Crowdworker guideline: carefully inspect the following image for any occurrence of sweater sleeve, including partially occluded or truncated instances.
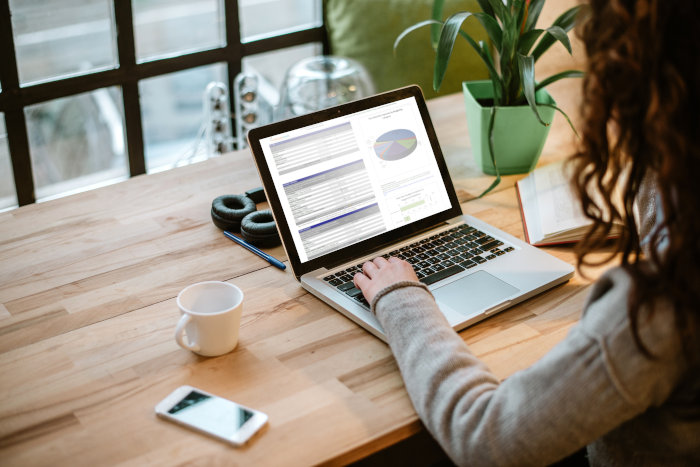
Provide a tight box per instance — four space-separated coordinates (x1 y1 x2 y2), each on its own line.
373 270 686 466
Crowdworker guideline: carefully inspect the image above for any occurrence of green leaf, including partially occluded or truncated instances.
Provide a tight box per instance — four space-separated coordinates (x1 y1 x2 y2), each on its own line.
514 0 527 32
478 40 503 104
551 5 582 31
532 6 581 61
434 12 473 90
500 17 519 103
394 19 442 55
479 106 501 198
518 28 544 55
457 31 504 102
517 53 547 126
524 0 546 31
487 0 509 23
544 25 572 54
474 12 502 50
534 69 584 92
540 103 580 138
476 0 494 17
431 0 446 50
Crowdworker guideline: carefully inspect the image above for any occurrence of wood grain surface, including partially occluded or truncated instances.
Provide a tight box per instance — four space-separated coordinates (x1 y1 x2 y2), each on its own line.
0 57 605 465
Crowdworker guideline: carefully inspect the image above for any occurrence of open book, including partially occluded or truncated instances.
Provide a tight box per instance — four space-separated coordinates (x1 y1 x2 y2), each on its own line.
516 161 623 246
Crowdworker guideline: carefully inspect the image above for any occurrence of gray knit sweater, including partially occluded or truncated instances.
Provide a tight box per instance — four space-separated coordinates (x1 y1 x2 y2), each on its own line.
372 182 699 466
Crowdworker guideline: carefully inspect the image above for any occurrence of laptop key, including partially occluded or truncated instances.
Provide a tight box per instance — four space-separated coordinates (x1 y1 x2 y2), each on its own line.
476 235 495 245
479 239 502 251
329 278 343 286
420 265 465 285
337 282 356 292
344 287 363 298
354 295 369 308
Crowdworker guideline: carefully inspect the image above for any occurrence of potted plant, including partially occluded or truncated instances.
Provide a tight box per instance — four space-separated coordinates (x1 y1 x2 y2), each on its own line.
395 0 582 194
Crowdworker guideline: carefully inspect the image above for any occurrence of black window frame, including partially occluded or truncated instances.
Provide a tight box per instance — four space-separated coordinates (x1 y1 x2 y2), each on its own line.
0 0 329 206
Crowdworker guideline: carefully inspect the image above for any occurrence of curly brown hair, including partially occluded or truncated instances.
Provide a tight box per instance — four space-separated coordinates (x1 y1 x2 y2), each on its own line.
571 0 700 356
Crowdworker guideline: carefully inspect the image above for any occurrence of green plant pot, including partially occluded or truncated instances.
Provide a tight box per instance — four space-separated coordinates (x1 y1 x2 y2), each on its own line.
463 80 556 175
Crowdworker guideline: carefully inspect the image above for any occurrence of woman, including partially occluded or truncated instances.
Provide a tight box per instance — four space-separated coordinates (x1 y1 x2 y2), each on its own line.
353 0 700 465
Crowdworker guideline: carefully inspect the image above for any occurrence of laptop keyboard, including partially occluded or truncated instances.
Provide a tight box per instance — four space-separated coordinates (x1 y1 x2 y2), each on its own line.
321 224 515 309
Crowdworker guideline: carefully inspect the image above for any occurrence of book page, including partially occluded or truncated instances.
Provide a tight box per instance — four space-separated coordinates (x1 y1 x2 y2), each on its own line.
535 161 589 237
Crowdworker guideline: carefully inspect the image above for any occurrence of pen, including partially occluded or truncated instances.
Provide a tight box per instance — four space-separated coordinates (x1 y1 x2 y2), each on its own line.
223 231 286 270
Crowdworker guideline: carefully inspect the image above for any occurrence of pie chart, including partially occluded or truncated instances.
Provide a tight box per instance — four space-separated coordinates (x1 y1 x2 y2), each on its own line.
374 129 417 161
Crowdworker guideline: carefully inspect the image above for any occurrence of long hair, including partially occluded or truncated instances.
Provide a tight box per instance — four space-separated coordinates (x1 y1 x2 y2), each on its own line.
571 0 700 355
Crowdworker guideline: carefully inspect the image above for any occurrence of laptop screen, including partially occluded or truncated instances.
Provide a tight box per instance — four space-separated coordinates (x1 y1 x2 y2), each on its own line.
258 96 452 262
248 86 462 277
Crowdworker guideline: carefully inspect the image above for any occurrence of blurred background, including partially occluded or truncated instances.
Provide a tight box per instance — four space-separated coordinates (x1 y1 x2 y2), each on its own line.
0 0 582 211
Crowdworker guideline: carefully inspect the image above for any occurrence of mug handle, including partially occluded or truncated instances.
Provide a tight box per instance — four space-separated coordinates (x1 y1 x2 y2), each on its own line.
175 314 201 352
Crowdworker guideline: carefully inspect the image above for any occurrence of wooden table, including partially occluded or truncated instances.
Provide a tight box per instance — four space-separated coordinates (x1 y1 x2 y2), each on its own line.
0 91 609 466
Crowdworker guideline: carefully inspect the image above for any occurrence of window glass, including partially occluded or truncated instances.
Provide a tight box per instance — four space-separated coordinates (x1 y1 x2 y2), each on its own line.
0 114 18 210
243 42 322 93
140 63 226 173
235 43 321 147
239 0 322 42
133 0 225 62
25 88 129 201
10 0 117 85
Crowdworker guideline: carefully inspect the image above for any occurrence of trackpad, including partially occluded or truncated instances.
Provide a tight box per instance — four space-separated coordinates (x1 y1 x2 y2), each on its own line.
434 271 519 318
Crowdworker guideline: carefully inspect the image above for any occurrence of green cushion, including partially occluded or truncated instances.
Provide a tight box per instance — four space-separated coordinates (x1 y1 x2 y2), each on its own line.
325 0 489 99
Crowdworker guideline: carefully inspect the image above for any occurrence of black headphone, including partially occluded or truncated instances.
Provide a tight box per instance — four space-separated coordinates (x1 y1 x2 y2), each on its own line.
211 187 281 247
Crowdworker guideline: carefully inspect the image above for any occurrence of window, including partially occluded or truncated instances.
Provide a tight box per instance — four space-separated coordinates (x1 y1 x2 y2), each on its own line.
10 0 118 85
25 87 128 201
0 0 326 207
0 113 17 210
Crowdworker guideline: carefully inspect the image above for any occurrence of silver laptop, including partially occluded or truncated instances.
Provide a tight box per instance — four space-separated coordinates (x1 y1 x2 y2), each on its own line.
247 86 573 342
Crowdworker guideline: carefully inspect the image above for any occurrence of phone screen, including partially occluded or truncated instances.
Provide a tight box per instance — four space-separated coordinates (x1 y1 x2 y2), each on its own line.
167 389 255 439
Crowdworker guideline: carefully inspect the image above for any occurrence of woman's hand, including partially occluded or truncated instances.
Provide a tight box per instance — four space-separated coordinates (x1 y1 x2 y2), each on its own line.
353 256 419 304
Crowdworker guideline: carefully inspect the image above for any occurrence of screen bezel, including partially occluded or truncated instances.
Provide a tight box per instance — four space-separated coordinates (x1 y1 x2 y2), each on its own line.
247 85 462 279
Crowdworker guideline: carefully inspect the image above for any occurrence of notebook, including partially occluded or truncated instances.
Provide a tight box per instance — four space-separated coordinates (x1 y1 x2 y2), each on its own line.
247 86 574 341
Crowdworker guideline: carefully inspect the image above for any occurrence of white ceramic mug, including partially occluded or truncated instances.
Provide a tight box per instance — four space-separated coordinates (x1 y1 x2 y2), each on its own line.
175 281 244 357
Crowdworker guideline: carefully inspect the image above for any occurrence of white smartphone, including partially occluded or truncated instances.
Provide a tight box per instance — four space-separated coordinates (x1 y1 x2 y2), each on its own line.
155 385 268 446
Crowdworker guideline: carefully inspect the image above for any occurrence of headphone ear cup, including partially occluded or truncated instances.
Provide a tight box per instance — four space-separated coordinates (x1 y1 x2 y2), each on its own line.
211 194 257 232
240 210 281 247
